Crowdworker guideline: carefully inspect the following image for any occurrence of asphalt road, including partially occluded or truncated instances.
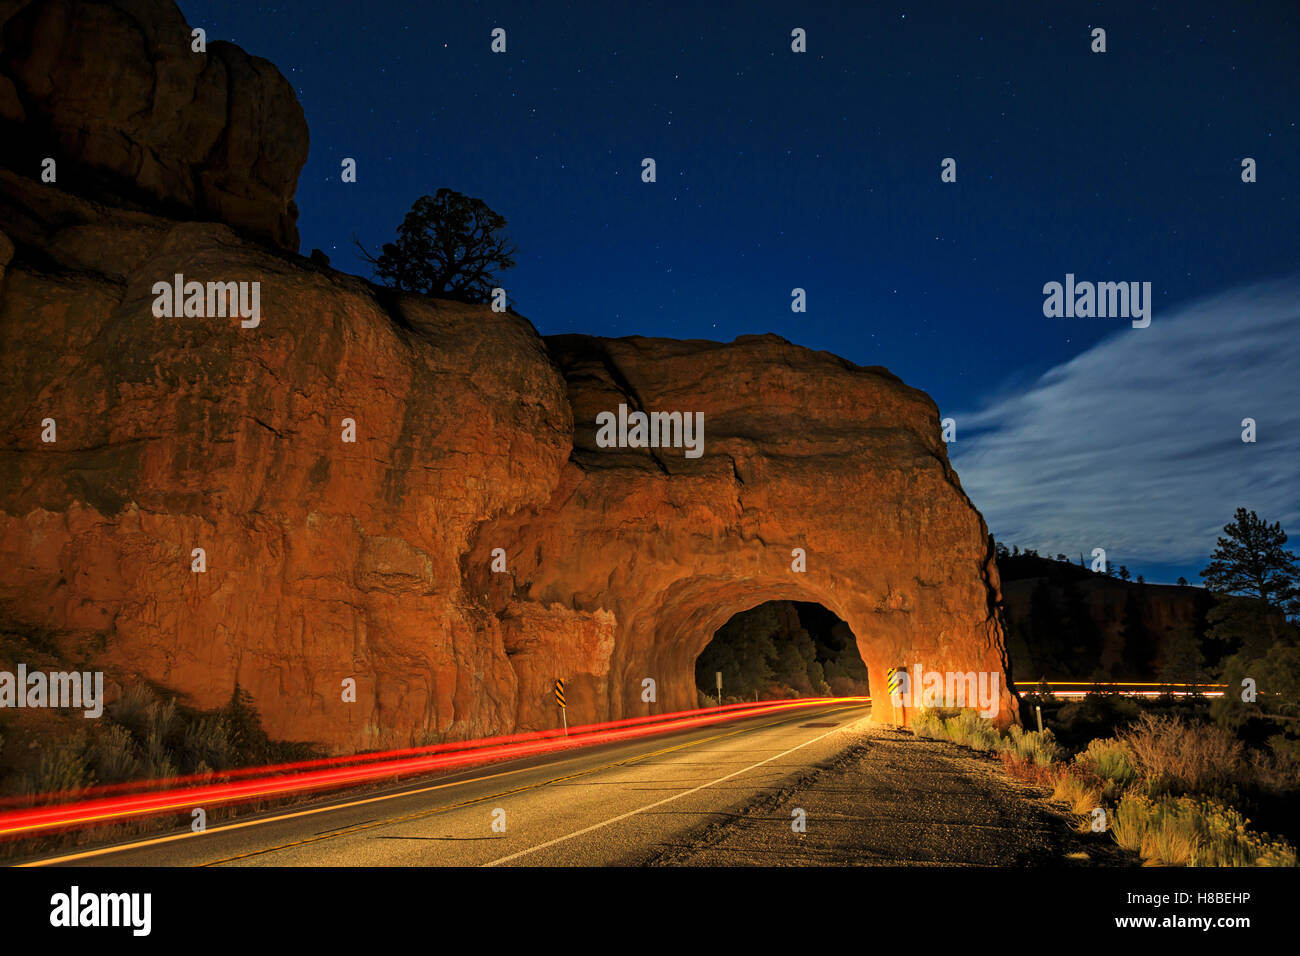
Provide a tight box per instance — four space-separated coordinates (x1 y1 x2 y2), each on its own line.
30 700 873 867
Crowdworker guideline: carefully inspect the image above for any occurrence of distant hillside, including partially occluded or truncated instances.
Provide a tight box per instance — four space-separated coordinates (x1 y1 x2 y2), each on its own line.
996 553 1218 683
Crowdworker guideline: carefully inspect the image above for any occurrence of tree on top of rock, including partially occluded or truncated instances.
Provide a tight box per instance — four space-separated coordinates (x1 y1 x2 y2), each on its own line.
358 188 517 303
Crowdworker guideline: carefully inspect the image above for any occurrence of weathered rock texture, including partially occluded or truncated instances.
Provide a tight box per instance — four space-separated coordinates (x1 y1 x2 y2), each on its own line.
466 334 1014 732
0 0 308 251
0 0 1013 752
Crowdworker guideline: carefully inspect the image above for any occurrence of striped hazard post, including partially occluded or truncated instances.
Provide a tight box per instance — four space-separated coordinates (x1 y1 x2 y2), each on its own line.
555 678 567 735
886 666 907 723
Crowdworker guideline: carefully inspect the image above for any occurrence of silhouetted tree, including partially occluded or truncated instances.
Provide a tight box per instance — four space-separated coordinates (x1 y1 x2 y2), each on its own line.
1200 508 1300 617
357 188 518 303
1201 510 1300 737
1118 565 1131 581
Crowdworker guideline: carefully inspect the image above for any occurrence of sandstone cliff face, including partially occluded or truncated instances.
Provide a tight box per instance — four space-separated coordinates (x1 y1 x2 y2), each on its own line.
0 0 308 251
0 1 1013 752
0 173 1014 745
0 168 573 749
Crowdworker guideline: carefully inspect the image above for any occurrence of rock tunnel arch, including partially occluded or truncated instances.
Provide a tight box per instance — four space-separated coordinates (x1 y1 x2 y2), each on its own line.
690 598 869 704
465 334 1019 741
624 579 863 713
609 573 1014 728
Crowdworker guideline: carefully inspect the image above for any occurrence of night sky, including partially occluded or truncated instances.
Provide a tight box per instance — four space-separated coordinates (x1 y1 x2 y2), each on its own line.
182 1 1299 584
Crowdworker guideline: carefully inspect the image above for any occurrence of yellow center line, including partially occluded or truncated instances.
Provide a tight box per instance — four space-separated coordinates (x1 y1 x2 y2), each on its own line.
20 703 864 867
197 704 861 867
483 705 864 866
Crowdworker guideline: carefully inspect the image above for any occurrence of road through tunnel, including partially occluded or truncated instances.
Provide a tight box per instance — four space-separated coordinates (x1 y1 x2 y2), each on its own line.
694 601 869 706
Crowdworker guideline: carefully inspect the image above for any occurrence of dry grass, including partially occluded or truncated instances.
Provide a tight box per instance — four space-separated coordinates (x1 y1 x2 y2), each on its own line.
1110 793 1296 867
913 707 1297 866
1118 713 1245 797
1052 770 1104 825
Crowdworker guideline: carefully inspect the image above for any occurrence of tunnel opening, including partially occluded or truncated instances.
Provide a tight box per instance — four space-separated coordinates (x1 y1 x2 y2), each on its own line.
693 601 870 706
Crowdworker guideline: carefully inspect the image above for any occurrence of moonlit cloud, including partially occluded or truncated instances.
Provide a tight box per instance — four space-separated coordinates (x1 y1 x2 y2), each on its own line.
949 277 1300 565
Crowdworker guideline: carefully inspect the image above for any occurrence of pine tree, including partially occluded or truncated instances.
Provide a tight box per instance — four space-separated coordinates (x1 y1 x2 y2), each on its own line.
1200 508 1300 616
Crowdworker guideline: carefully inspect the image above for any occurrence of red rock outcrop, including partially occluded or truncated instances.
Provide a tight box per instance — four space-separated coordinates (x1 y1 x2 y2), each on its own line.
0 1 1014 753
468 333 1014 731
0 174 1015 747
0 0 308 251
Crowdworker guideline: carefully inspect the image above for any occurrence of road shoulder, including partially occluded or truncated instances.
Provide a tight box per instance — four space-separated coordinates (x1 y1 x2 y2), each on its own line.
643 724 1140 866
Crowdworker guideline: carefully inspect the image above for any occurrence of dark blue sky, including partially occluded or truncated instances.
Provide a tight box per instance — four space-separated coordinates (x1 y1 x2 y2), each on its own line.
183 1 1299 583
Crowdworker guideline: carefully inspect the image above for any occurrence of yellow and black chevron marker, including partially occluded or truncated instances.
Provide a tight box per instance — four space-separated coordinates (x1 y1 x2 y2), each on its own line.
555 678 568 735
886 668 903 695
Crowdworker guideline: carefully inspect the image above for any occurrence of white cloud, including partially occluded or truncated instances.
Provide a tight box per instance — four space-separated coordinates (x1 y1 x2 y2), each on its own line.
950 277 1300 564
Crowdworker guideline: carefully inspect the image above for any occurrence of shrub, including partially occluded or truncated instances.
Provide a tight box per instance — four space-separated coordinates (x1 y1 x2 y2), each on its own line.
1001 724 1063 766
1119 713 1245 798
23 732 92 802
108 683 157 735
999 751 1061 786
1076 737 1138 788
1250 738 1300 795
943 710 1002 752
1111 793 1296 866
88 725 139 783
182 715 237 772
910 708 948 740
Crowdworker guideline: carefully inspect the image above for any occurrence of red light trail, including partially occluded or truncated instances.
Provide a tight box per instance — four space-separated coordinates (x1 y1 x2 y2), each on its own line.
0 696 868 841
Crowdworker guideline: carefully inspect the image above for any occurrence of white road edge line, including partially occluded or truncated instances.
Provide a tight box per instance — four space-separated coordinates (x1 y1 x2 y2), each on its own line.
482 719 854 866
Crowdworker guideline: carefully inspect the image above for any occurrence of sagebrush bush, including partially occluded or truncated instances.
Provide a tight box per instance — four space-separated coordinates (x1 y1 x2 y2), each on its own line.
909 705 1296 867
1077 737 1138 788
183 715 237 771
913 709 1061 765
910 708 947 740
943 710 1002 752
1001 724 1063 766
4 683 318 802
